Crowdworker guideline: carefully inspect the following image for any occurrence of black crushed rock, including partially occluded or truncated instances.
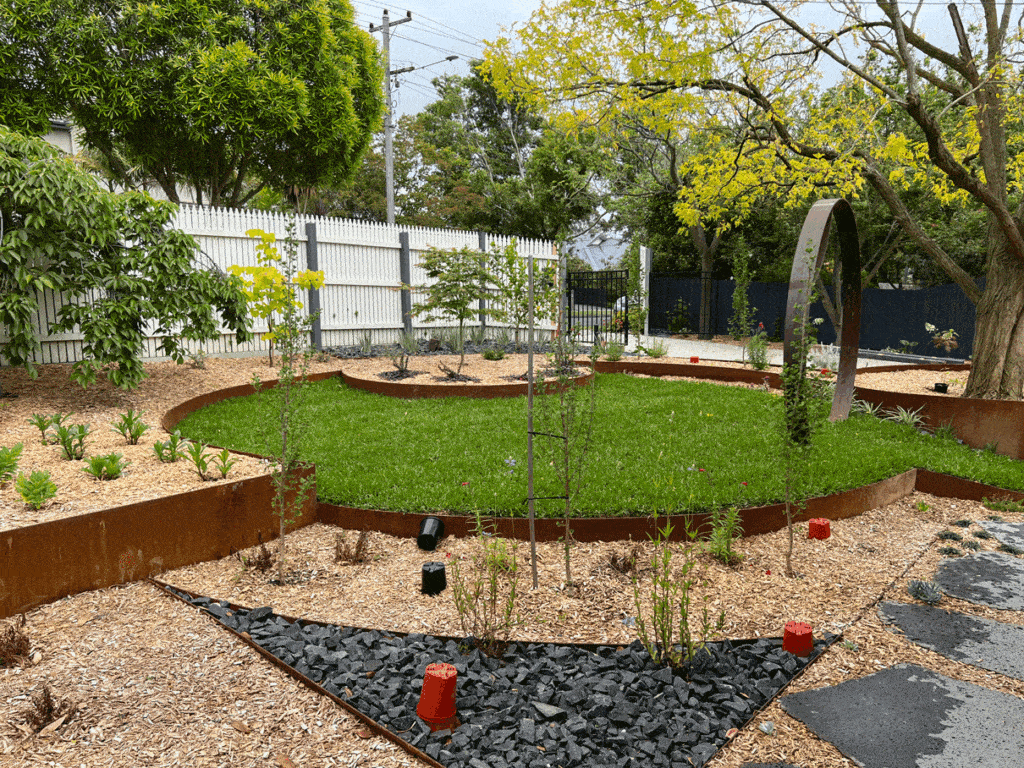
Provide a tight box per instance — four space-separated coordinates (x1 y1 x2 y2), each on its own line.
167 588 831 768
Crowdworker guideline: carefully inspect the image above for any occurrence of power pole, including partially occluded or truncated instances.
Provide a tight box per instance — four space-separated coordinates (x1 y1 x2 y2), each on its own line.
370 10 412 225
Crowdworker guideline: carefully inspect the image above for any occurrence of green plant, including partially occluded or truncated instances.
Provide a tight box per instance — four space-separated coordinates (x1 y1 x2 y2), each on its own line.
633 517 724 668
609 541 643 576
952 518 972 527
82 452 128 480
399 328 420 356
185 441 212 480
334 531 371 565
603 340 625 361
938 546 963 557
387 344 412 375
841 639 859 651
358 330 374 357
936 530 962 541
705 506 744 566
0 443 23 484
112 409 150 445
932 422 957 440
16 470 57 509
211 448 237 479
236 535 274 573
469 324 487 346
885 406 925 429
493 327 512 348
27 414 53 444
409 246 494 374
447 517 520 656
667 297 690 334
482 347 506 361
925 323 959 353
998 543 1024 555
915 501 931 513
907 579 943 604
152 431 187 462
852 398 883 417
963 539 981 551
746 323 769 370
728 242 756 340
982 497 1023 514
22 684 77 734
973 529 995 540
0 615 30 668
188 347 207 369
55 424 90 460
488 240 559 349
637 339 669 358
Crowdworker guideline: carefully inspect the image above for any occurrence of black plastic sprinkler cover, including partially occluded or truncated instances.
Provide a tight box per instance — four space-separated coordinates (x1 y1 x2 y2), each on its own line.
934 382 948 393
418 516 445 551
421 562 447 595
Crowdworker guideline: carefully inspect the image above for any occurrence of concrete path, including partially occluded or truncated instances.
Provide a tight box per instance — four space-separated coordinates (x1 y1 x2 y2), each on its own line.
626 334 900 369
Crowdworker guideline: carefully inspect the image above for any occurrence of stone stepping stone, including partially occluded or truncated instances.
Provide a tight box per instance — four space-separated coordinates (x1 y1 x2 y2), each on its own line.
879 601 1024 680
935 550 1024 610
781 664 1024 767
980 519 1024 550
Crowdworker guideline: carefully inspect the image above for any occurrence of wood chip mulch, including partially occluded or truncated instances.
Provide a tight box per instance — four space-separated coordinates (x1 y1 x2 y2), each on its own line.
0 353 1016 768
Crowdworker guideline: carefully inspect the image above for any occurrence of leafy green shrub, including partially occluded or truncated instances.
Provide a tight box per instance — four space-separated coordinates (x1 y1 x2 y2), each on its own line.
907 579 942 604
210 448 236 479
27 414 52 444
111 409 150 445
82 453 128 480
637 339 669 358
963 539 981 551
55 424 90 460
998 543 1024 555
0 443 23 484
152 431 187 462
185 441 212 480
936 530 962 541
16 470 57 509
603 340 625 361
982 497 1023 514
449 534 520 657
482 347 506 361
705 506 744 565
951 518 972 527
973 529 995 540
885 406 925 429
938 546 963 557
746 324 769 370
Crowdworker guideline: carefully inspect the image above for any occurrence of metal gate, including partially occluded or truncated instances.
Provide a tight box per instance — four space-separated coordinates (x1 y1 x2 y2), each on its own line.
565 269 628 344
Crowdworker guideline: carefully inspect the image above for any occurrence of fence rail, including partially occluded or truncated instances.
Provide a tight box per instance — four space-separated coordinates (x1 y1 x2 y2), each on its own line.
1 206 558 366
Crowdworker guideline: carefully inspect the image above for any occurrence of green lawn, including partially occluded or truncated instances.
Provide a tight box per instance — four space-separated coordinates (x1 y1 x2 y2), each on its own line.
176 373 1024 517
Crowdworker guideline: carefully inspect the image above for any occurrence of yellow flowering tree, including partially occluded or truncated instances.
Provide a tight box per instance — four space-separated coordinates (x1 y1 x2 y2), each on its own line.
484 0 1024 400
230 229 325 366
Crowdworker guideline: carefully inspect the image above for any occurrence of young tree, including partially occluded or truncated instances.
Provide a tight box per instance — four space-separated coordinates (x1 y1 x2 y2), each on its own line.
489 240 560 348
485 0 1024 399
2 0 383 207
0 128 251 392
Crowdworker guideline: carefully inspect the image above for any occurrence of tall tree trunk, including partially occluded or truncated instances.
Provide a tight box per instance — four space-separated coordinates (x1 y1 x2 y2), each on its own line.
966 221 1024 399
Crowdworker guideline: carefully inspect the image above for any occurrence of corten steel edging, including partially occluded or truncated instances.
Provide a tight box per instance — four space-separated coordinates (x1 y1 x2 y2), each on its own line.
151 579 838 767
339 369 594 399
150 579 446 768
161 370 342 432
0 467 316 621
592 360 783 388
913 468 1024 503
316 470 918 544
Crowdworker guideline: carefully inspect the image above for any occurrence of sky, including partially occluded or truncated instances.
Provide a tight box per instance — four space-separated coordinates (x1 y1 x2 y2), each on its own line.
350 0 544 115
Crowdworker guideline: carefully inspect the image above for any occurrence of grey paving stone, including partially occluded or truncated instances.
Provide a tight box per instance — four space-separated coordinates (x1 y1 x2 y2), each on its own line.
980 520 1024 550
935 550 1024 610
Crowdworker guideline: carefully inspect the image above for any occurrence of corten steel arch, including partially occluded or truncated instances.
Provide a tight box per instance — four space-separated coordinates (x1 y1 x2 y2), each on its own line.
783 198 862 422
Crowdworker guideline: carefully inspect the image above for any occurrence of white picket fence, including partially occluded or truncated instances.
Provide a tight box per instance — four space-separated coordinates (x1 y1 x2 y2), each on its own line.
3 205 559 365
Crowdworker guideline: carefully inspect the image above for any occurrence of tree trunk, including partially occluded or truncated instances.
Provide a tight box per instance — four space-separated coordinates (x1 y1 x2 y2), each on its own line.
965 222 1024 399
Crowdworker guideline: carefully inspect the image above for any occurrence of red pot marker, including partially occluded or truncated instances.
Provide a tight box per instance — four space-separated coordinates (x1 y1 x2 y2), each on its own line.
783 621 814 657
690 356 700 364
808 518 831 540
417 663 458 731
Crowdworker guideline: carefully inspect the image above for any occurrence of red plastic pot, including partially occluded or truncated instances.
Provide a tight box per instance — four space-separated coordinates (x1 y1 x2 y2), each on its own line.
417 662 458 730
783 621 814 657
808 518 831 540
690 356 700 364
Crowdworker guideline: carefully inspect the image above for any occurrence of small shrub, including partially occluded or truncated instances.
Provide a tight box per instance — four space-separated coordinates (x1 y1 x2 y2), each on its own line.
609 542 643 576
23 684 77 733
982 497 1023 514
388 346 411 375
483 535 517 574
951 519 972 528
705 506 744 566
27 414 52 444
986 514 1006 522
0 443 23 484
885 406 925 429
907 579 943 604
16 470 57 509
185 441 212 480
188 347 207 369
482 347 506 361
998 543 1024 555
334 531 371 565
933 422 957 440
973 529 995 540
210 448 237 479
963 539 981 551
82 453 128 480
448 532 520 657
111 409 150 445
936 530 962 542
637 339 669 358
236 535 274 572
0 615 30 667
358 330 373 357
55 423 90 460
852 398 883 417
915 501 931 513
153 431 187 463
603 340 625 362
469 325 487 346
746 325 769 370
938 546 963 557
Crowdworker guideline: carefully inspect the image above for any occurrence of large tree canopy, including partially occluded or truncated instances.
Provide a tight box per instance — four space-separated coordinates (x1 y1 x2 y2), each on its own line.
0 128 251 391
485 0 1024 399
1 0 384 207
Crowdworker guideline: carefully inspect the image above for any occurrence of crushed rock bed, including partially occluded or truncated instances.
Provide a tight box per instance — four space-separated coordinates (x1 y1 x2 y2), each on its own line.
162 588 833 768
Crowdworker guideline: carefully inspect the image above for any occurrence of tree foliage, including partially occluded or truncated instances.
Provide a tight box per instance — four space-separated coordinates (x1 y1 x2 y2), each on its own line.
0 128 251 390
1 0 384 207
485 0 1024 399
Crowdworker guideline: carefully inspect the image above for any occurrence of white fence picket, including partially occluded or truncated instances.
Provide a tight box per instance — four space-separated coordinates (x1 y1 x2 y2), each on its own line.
1 206 558 366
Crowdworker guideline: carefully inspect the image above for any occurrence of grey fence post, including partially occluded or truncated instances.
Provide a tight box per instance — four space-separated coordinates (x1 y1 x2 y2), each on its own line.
477 230 488 330
304 222 322 351
399 231 413 334
641 245 653 337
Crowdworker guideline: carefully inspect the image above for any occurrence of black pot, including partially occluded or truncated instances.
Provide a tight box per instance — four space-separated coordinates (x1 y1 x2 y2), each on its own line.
421 561 447 595
934 382 948 393
418 516 445 551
